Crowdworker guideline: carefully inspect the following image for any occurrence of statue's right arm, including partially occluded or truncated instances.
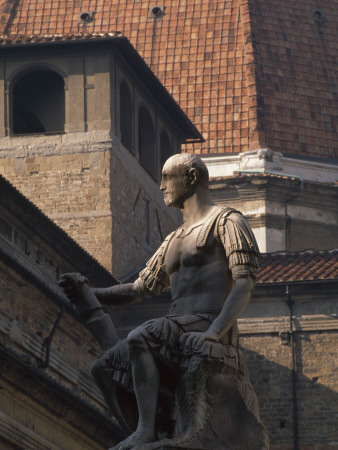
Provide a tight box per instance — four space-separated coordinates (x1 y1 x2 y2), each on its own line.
92 278 145 305
59 273 148 309
59 239 169 307
92 237 171 305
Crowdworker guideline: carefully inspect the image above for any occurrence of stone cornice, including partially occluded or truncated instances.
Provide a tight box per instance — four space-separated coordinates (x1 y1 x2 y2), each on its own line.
203 150 338 183
210 174 337 211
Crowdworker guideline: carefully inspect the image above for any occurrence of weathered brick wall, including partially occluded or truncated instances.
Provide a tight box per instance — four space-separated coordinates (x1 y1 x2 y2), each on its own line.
296 331 338 449
241 332 338 450
242 335 295 448
0 258 100 382
0 138 180 278
0 259 118 449
0 177 125 448
107 150 180 277
1 148 114 269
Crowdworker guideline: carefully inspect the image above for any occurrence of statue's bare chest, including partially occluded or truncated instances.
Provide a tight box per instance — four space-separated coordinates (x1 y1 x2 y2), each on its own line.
164 225 218 275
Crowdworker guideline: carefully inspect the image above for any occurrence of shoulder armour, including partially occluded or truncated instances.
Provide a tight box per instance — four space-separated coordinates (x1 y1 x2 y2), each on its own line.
196 207 235 248
216 209 259 271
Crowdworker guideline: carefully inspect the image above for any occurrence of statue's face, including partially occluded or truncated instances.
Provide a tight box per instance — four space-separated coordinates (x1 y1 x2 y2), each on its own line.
160 159 191 208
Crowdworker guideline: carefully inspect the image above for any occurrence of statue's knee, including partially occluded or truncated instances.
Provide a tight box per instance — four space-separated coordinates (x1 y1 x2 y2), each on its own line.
127 328 147 352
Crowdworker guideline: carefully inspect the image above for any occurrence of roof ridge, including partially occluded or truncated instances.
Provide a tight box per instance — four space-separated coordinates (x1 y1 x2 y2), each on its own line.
0 31 122 42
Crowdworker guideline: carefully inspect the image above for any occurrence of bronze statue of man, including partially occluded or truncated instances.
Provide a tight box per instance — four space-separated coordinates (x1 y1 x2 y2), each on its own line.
59 154 267 450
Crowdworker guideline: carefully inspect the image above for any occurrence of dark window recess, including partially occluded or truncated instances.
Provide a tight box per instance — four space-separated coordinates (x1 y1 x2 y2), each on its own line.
13 70 65 135
0 217 12 241
78 11 94 24
160 130 172 170
120 82 133 151
138 106 157 180
149 6 164 18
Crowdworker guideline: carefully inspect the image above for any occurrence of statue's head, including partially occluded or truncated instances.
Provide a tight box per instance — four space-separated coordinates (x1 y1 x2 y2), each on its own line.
160 154 209 208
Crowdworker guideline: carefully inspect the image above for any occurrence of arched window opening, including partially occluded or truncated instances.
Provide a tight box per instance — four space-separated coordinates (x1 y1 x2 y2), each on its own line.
160 130 172 169
12 70 65 135
138 106 156 180
120 81 133 151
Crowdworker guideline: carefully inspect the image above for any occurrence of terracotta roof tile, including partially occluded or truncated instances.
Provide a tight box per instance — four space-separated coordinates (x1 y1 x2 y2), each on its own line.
257 249 338 283
0 0 337 159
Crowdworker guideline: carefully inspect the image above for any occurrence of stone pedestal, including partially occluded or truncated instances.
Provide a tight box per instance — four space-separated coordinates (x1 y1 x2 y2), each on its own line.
143 353 269 450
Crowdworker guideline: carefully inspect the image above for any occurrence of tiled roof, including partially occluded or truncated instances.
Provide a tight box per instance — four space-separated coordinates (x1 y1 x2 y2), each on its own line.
247 0 338 161
0 0 337 159
257 249 338 284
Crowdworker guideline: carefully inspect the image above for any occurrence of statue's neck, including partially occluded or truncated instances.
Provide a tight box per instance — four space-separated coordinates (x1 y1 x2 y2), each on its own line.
181 189 217 228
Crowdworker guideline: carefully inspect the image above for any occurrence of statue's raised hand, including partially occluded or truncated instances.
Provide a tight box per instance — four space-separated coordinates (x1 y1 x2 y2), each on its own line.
58 273 102 318
59 274 117 349
58 273 88 302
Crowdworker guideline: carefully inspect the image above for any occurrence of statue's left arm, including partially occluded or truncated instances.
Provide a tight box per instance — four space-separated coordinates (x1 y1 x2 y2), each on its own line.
208 211 259 337
180 211 259 349
206 270 255 341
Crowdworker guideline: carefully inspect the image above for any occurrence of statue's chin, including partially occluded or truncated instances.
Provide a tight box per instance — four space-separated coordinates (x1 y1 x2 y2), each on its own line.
164 198 175 207
164 194 185 208
165 200 180 209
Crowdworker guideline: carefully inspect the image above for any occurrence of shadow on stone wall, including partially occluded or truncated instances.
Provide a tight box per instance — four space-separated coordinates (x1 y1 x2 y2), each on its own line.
243 344 338 450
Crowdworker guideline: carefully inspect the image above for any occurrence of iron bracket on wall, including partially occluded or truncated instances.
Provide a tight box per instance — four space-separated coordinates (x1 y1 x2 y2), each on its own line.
40 304 65 368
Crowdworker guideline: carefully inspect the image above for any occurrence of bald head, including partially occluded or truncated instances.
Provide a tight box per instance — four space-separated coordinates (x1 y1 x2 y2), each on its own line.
163 154 209 189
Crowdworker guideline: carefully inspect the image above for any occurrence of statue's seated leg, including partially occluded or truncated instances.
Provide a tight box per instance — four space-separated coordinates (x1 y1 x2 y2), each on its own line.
108 327 169 450
91 341 138 436
92 316 267 449
91 322 176 449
